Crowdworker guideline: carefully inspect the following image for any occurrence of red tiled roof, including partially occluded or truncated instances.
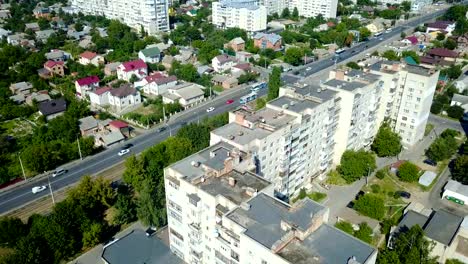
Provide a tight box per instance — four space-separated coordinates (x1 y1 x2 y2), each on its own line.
145 73 177 85
144 72 165 82
121 59 147 72
233 63 251 71
80 51 97 60
427 48 458 58
405 36 418 45
420 56 436 65
44 60 64 68
76 75 100 86
94 87 111 95
109 120 128 129
427 21 453 30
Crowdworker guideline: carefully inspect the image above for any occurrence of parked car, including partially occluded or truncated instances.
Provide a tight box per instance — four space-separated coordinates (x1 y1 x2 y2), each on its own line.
396 190 411 199
226 99 234 104
122 143 133 149
206 107 215 112
32 186 47 194
424 159 437 166
52 168 66 177
157 127 166 132
118 149 130 156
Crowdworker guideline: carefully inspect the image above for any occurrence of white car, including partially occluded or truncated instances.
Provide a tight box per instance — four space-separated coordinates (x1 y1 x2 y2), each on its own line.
118 149 130 156
52 168 66 177
306 67 312 71
32 186 47 194
206 107 215 113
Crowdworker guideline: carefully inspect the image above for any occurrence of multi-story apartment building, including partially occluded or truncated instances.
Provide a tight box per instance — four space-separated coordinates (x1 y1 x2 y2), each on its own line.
326 70 383 164
260 0 337 18
212 0 267 32
164 141 378 264
70 0 169 34
368 61 439 147
210 84 340 196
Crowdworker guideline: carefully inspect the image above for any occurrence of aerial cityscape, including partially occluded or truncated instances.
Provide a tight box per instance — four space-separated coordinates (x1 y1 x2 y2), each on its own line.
0 0 467 263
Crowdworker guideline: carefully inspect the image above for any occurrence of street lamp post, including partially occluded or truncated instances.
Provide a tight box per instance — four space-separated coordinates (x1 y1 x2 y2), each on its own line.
18 152 26 181
47 172 55 204
77 137 83 160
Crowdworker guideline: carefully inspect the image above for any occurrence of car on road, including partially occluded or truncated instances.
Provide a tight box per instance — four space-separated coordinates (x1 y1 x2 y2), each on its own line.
306 67 312 71
32 186 47 194
226 99 234 104
424 159 437 166
118 149 130 156
52 168 66 177
206 107 215 112
385 28 392 33
157 127 166 132
122 143 133 149
379 37 383 40
395 191 411 199
180 121 187 126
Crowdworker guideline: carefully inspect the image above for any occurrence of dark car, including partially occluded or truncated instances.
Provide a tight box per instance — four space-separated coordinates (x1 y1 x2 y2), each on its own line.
145 228 156 237
122 143 133 150
180 121 187 126
396 191 411 199
157 127 166 133
355 190 365 200
424 159 437 166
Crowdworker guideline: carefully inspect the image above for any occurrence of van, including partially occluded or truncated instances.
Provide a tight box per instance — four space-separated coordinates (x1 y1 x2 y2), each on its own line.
52 168 66 177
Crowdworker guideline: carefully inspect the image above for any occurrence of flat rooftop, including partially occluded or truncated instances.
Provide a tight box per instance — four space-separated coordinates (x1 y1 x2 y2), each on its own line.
323 79 368 92
197 170 270 205
397 210 429 232
169 141 244 181
405 64 436 77
212 122 273 146
269 95 322 113
424 210 462 246
278 224 376 264
239 106 297 128
227 193 325 249
288 84 338 102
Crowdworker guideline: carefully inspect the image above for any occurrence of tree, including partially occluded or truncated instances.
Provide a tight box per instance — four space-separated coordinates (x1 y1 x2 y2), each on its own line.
82 222 104 248
255 98 266 110
292 7 299 21
436 32 446 41
338 150 376 183
113 187 137 225
354 194 385 220
400 31 406 39
284 47 304 66
397 162 420 182
444 38 457 50
354 223 373 244
401 1 411 12
359 27 372 40
382 50 399 61
455 17 468 35
281 8 290 18
446 259 465 264
0 217 28 247
346 61 361 70
447 105 464 119
176 123 210 152
372 123 402 157
267 66 281 101
452 155 468 184
426 136 458 162
335 221 354 235
74 22 84 32
430 101 444 114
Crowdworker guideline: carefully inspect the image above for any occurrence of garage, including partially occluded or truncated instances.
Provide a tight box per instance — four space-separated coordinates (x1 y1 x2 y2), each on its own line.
443 180 468 205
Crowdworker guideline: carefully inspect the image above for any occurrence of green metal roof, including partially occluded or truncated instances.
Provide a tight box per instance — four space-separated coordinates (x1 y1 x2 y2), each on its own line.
140 47 160 58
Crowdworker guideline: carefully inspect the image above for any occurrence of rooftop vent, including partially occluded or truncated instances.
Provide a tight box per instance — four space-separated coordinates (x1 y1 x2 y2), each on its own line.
191 161 201 167
237 131 244 136
278 111 284 116
210 151 216 158
289 101 295 106
240 202 251 211
228 177 236 187
282 104 289 109
229 135 235 140
260 117 266 123
317 88 321 93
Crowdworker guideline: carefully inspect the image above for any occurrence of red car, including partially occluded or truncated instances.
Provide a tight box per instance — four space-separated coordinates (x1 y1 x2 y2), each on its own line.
226 99 234 104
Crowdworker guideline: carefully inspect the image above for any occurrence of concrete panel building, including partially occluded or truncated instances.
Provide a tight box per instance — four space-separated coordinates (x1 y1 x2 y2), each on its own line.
212 0 267 32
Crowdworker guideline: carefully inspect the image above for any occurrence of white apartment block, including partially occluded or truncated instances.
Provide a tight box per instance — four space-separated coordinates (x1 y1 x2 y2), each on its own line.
210 85 340 196
261 0 337 18
164 141 378 264
368 61 439 147
212 0 267 32
70 0 169 34
325 70 383 165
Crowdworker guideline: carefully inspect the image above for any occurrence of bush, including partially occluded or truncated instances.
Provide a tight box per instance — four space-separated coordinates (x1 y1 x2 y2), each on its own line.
387 191 394 198
426 136 458 162
354 194 385 220
447 105 465 119
376 169 386 179
335 221 354 235
397 162 420 182
354 223 373 244
370 184 381 194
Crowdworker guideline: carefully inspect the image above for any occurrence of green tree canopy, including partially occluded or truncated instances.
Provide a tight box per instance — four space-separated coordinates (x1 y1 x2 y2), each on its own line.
452 155 468 184
397 162 420 182
267 66 281 101
372 123 402 157
354 194 385 220
284 47 304 66
338 150 376 183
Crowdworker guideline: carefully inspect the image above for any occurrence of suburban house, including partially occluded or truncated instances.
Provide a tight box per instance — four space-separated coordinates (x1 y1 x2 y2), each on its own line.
117 59 148 82
451 94 468 113
426 21 456 35
137 72 178 95
45 49 71 62
212 54 236 73
231 63 251 74
38 98 67 120
401 36 419 45
253 32 282 50
25 91 50 106
108 84 142 111
89 87 111 107
25 22 40 31
79 116 99 136
96 130 125 147
78 51 105 66
10 82 33 96
212 74 238 89
33 6 50 18
161 55 175 70
138 47 161 64
40 60 65 77
421 48 458 66
109 120 130 137
104 62 121 76
162 83 205 107
75 76 100 99
35 29 55 42
224 37 245 51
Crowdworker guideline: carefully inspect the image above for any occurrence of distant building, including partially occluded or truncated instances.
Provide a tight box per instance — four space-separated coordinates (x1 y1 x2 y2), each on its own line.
224 37 245 52
138 73 178 95
117 59 148 82
38 98 67 120
426 21 456 35
42 60 65 77
212 0 267 32
75 76 100 99
104 62 121 76
212 54 237 73
162 83 205 107
79 51 105 66
138 47 161 64
260 0 337 18
253 33 282 50
108 84 142 111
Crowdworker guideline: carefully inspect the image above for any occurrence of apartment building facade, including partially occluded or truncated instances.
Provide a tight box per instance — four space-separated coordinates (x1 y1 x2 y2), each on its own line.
70 0 169 34
164 142 378 264
326 70 383 164
212 0 267 32
368 61 439 147
261 0 337 18
210 84 340 196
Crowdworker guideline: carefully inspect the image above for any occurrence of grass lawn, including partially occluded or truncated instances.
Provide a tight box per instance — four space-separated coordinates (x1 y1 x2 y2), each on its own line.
0 119 34 137
424 123 434 137
213 85 224 93
326 170 348 185
308 192 327 202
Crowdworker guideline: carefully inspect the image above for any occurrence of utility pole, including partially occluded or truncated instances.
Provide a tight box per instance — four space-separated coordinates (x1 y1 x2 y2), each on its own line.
47 173 55 204
77 138 82 160
366 163 370 186
18 153 26 181
163 105 166 121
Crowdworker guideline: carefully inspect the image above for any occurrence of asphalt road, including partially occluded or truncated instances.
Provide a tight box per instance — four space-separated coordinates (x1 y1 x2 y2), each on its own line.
0 7 452 215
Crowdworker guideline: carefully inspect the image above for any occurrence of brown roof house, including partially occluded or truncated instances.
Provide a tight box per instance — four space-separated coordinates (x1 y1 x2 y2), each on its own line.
224 37 245 52
39 60 65 78
79 116 99 136
108 84 142 112
38 98 67 121
104 62 121 76
421 48 459 66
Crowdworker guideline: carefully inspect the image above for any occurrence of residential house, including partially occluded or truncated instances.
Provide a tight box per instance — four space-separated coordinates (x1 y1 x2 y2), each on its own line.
224 37 245 52
174 49 196 64
366 21 385 34
451 94 468 113
7 33 27 46
426 21 456 35
231 63 251 74
211 74 238 89
25 22 40 32
45 49 71 62
253 32 282 50
108 84 142 111
96 130 125 147
138 73 178 95
421 48 458 66
26 91 51 106
197 65 214 75
9 94 25 104
79 36 94 49
402 36 419 45
456 34 468 50
38 98 67 120
117 59 148 82
104 62 121 76
41 60 65 77
89 87 111 107
75 76 100 98
162 83 205 107
33 6 50 19
138 47 161 64
35 29 55 42
235 51 255 62
212 54 236 73
0 28 11 39
0 10 10 22
79 116 98 136
109 120 130 137
161 55 175 70
10 82 33 96
79 51 104 66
